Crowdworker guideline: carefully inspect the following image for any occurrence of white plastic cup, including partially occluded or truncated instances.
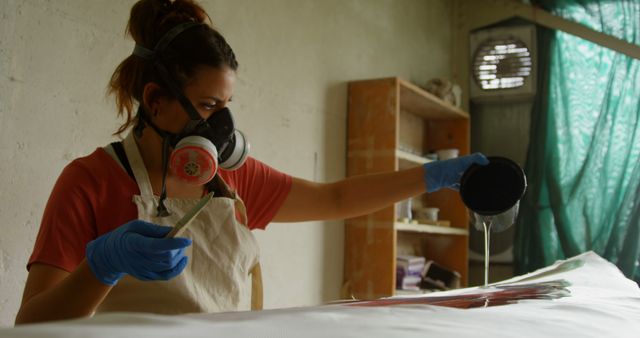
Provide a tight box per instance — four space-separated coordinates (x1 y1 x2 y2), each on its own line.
437 148 459 160
396 199 412 220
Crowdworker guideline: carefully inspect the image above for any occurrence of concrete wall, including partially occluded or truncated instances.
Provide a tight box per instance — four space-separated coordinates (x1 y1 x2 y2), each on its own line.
0 0 452 326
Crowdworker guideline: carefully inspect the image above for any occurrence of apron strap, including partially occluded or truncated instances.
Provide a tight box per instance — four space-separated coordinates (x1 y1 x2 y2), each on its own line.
123 132 155 197
250 262 263 311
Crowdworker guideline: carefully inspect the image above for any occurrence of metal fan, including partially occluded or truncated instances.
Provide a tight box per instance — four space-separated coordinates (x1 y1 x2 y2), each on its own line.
469 25 537 102
473 37 532 90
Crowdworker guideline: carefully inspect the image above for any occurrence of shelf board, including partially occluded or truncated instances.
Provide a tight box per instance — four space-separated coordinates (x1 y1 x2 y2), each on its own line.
398 78 469 120
395 222 468 236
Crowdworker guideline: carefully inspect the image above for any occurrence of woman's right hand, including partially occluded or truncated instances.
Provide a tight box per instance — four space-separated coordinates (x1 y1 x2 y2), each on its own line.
85 220 192 285
422 153 489 193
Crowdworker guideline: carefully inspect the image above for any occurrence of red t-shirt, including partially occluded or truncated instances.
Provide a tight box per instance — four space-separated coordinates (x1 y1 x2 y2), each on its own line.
28 148 292 272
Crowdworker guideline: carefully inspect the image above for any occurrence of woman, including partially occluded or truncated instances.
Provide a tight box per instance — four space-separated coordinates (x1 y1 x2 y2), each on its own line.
15 0 487 324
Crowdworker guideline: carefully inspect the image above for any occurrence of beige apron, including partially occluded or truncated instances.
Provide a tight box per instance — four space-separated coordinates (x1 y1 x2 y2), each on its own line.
97 132 262 314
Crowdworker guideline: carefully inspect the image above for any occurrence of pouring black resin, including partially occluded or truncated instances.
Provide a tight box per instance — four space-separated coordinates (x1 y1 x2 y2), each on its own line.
460 156 527 286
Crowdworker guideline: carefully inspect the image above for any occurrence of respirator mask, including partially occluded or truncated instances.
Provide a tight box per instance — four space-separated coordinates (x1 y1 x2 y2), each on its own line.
132 22 250 216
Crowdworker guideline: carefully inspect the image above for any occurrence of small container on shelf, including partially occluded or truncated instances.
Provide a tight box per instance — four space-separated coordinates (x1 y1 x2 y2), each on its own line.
396 199 412 221
436 148 459 160
414 207 439 222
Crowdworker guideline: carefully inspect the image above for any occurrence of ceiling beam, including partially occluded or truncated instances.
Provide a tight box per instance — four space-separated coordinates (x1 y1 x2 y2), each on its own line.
462 0 640 60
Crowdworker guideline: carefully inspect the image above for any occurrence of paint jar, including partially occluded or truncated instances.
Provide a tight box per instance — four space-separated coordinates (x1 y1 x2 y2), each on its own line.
437 148 459 160
460 156 527 232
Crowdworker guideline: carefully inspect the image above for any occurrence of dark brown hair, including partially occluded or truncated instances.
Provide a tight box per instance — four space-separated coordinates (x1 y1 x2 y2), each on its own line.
108 0 238 135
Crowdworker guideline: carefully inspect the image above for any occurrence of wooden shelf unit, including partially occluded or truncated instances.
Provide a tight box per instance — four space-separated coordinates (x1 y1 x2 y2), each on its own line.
344 77 470 300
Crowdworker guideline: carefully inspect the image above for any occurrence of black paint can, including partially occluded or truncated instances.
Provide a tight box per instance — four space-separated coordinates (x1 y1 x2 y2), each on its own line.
460 156 527 232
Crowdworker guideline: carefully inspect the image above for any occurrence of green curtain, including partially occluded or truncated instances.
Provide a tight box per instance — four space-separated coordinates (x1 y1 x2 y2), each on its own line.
514 0 640 282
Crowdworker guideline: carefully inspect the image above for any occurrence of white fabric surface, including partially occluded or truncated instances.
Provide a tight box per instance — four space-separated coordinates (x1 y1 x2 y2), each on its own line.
4 251 640 337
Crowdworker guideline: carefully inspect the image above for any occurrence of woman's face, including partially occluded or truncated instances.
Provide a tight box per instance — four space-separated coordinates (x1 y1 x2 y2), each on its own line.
150 65 236 134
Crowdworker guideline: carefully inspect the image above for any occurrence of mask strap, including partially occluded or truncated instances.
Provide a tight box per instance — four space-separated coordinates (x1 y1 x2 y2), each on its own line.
134 106 148 138
132 22 200 60
132 22 204 122
153 62 203 122
135 106 176 141
132 44 154 60
134 106 173 217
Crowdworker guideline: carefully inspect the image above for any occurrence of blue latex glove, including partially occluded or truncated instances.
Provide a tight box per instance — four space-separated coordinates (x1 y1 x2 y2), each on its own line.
86 220 192 286
423 153 489 193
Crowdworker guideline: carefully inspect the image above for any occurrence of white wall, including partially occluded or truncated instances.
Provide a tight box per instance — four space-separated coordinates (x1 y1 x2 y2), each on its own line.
0 0 452 326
